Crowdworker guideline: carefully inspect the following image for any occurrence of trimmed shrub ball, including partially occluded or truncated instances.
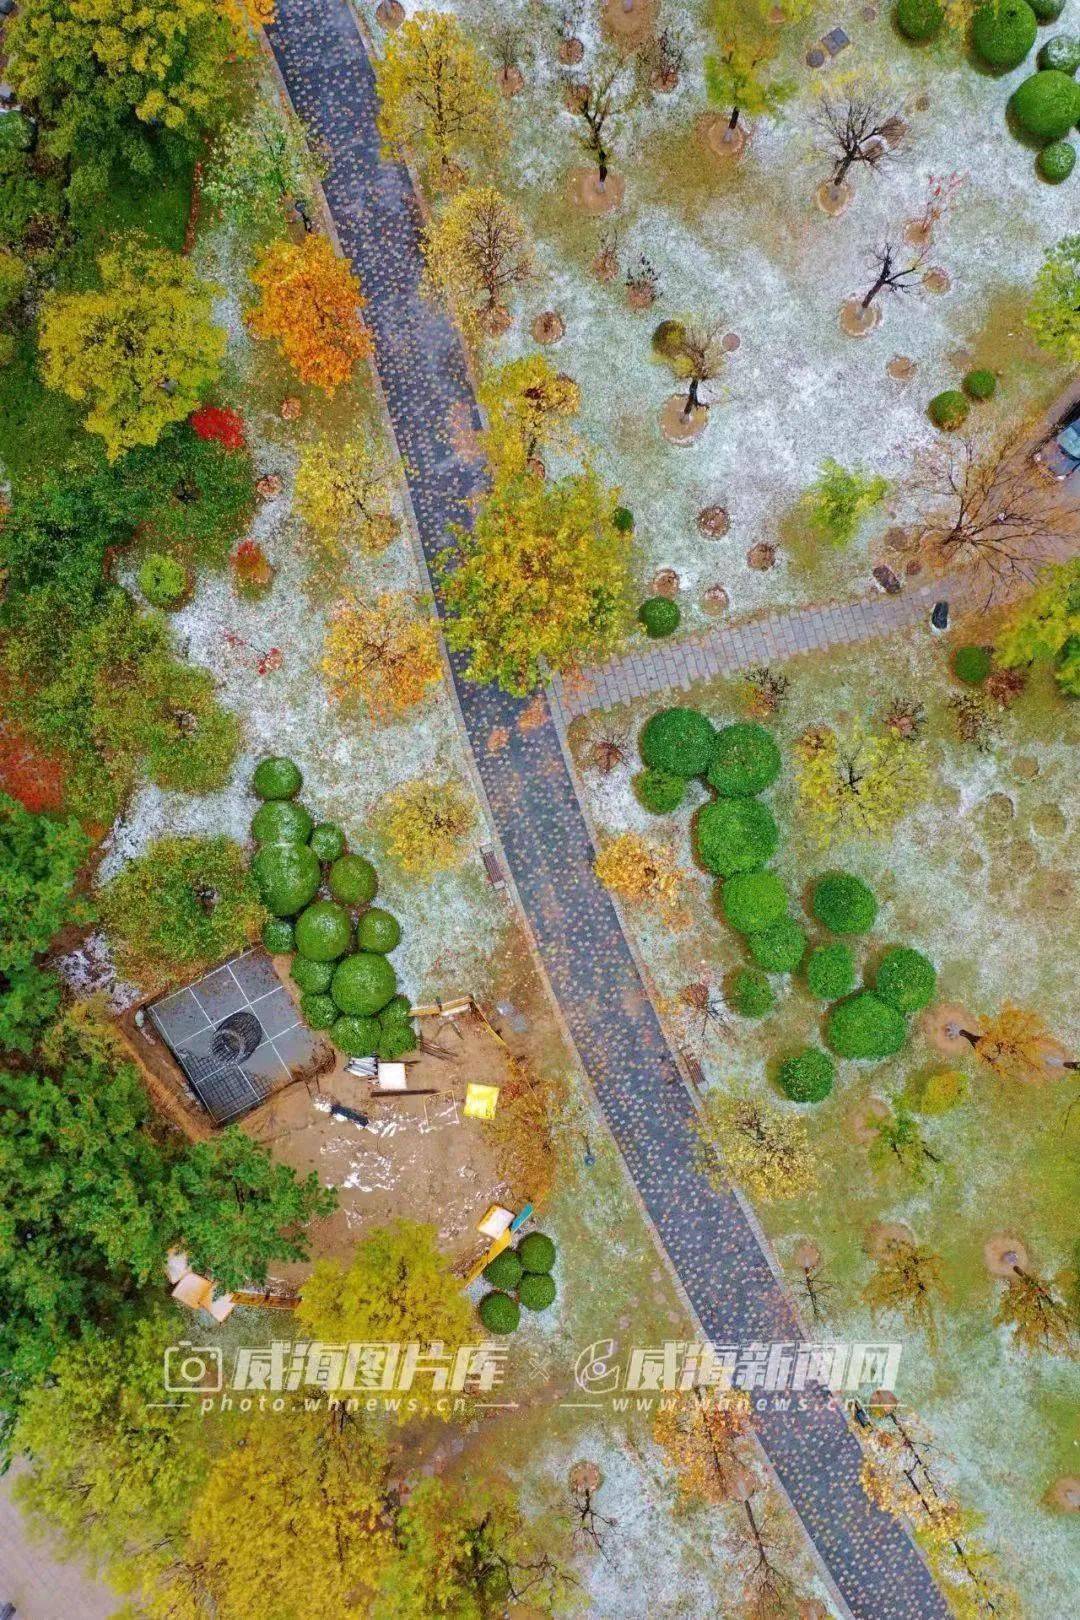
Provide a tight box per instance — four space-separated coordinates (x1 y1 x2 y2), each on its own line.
895 0 944 41
300 992 338 1030
825 991 908 1060
778 1047 836 1103
634 767 686 815
928 390 970 431
962 368 997 400
1010 70 1080 141
706 722 782 797
1038 33 1080 73
1038 139 1076 179
331 1014 381 1056
875 945 937 1012
747 916 807 974
253 755 303 800
261 917 295 954
291 955 334 994
972 0 1038 70
331 952 397 1016
138 553 188 608
613 505 635 533
329 852 378 906
517 1231 557 1273
483 1248 524 1289
251 798 313 846
1030 0 1066 21
310 822 346 862
720 870 788 934
376 1013 417 1061
295 900 352 962
696 797 779 877
518 1271 557 1311
728 966 776 1019
951 644 992 684
639 707 716 778
639 596 681 638
479 1290 520 1334
356 906 401 953
806 942 856 1000
252 841 321 917
812 872 878 935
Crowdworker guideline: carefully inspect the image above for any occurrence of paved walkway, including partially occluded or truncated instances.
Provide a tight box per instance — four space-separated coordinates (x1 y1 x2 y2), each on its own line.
0 1464 115 1620
267 5 948 1615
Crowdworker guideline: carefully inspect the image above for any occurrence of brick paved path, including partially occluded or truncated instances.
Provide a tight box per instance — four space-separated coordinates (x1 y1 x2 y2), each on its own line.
267 5 948 1614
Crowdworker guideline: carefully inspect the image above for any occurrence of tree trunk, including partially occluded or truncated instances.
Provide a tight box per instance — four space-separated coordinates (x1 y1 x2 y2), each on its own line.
861 273 886 311
598 146 608 187
729 105 740 130
833 152 853 188
682 376 700 420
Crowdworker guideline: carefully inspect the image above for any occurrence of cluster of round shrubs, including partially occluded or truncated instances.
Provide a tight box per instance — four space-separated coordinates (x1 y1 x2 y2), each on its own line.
478 1231 558 1334
250 756 415 1061
928 370 996 433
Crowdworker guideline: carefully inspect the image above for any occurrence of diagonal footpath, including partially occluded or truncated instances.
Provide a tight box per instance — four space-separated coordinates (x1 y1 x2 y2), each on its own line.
266 4 948 1614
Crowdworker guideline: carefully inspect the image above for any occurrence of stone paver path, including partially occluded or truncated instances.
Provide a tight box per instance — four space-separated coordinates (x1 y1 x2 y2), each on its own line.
267 4 948 1615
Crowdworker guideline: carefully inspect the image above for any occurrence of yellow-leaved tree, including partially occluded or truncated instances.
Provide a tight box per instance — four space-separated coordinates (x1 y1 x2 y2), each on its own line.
697 1092 818 1201
593 831 688 927
421 184 533 345
322 591 442 719
442 467 631 694
38 242 224 459
652 1386 755 1505
794 719 930 846
379 777 476 880
248 234 372 393
374 9 503 186
298 1219 472 1347
478 354 581 481
295 430 399 563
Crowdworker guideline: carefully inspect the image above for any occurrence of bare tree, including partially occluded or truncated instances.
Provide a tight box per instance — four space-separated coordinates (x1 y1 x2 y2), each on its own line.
572 57 637 187
858 242 922 310
815 91 906 188
567 1462 616 1556
736 1491 804 1620
911 430 1078 600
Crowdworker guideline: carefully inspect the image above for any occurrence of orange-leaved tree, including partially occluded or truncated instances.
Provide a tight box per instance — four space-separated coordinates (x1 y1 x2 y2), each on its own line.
247 234 372 393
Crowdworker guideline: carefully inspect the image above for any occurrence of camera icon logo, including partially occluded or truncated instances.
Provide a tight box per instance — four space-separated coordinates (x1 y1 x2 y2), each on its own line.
163 1341 223 1394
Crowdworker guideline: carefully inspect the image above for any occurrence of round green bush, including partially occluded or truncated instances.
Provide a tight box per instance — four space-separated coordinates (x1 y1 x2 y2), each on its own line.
1010 70 1080 141
1031 0 1066 21
778 1047 836 1103
695 798 779 877
479 1291 520 1334
252 841 321 917
652 318 688 361
706 723 782 797
261 917 295 954
639 707 716 778
951 644 992 684
812 872 878 935
720 870 789 934
291 955 334 994
252 756 303 801
355 906 401 953
728 966 776 1018
329 853 378 906
972 0 1038 70
928 390 970 431
518 1271 557 1311
1038 33 1080 73
962 368 997 400
805 942 856 1000
300 991 338 1030
874 945 937 1012
613 505 635 533
310 822 346 862
331 951 397 1016
746 916 807 973
638 596 681 638
294 900 352 962
895 0 944 41
825 991 908 1060
517 1231 557 1274
375 1013 418 1060
331 1014 381 1056
482 1248 524 1289
251 799 313 846
634 768 686 815
137 553 188 608
1038 138 1076 178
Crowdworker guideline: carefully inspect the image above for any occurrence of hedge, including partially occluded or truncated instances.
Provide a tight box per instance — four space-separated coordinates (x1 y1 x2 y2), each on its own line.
294 900 352 962
261 917 295 954
895 0 944 42
639 596 681 638
356 906 401 953
310 822 346 861
331 951 398 1016
634 767 686 815
720 870 789 934
639 707 716 778
706 722 782 797
746 916 807 973
1010 70 1080 141
291 955 335 994
479 1291 520 1334
331 1013 381 1056
824 991 908 1059
695 797 779 877
251 798 313 846
329 852 378 906
300 991 337 1030
483 1248 524 1289
874 945 937 1012
253 755 303 800
971 0 1038 71
517 1231 557 1273
251 841 321 916
518 1272 557 1311
805 942 856 1000
728 966 776 1018
778 1047 836 1103
812 872 878 934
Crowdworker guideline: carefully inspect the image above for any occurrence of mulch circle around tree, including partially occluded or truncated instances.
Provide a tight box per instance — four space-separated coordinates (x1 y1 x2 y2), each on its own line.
660 394 709 443
698 504 730 537
721 331 741 352
280 397 302 420
499 65 525 98
568 1459 604 1493
374 0 405 29
792 1238 822 1271
627 282 657 311
886 354 917 380
702 583 731 616
865 1219 916 1256
701 115 748 161
651 567 680 598
746 541 777 571
840 299 883 338
921 1002 978 1059
565 81 590 114
983 1234 1029 1278
484 304 513 336
816 178 852 216
1047 1477 1080 1513
652 65 679 92
558 36 585 65
568 167 625 215
922 266 951 294
601 0 658 49
850 1097 892 1145
525 456 546 480
256 473 283 498
531 310 566 344
903 219 933 252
